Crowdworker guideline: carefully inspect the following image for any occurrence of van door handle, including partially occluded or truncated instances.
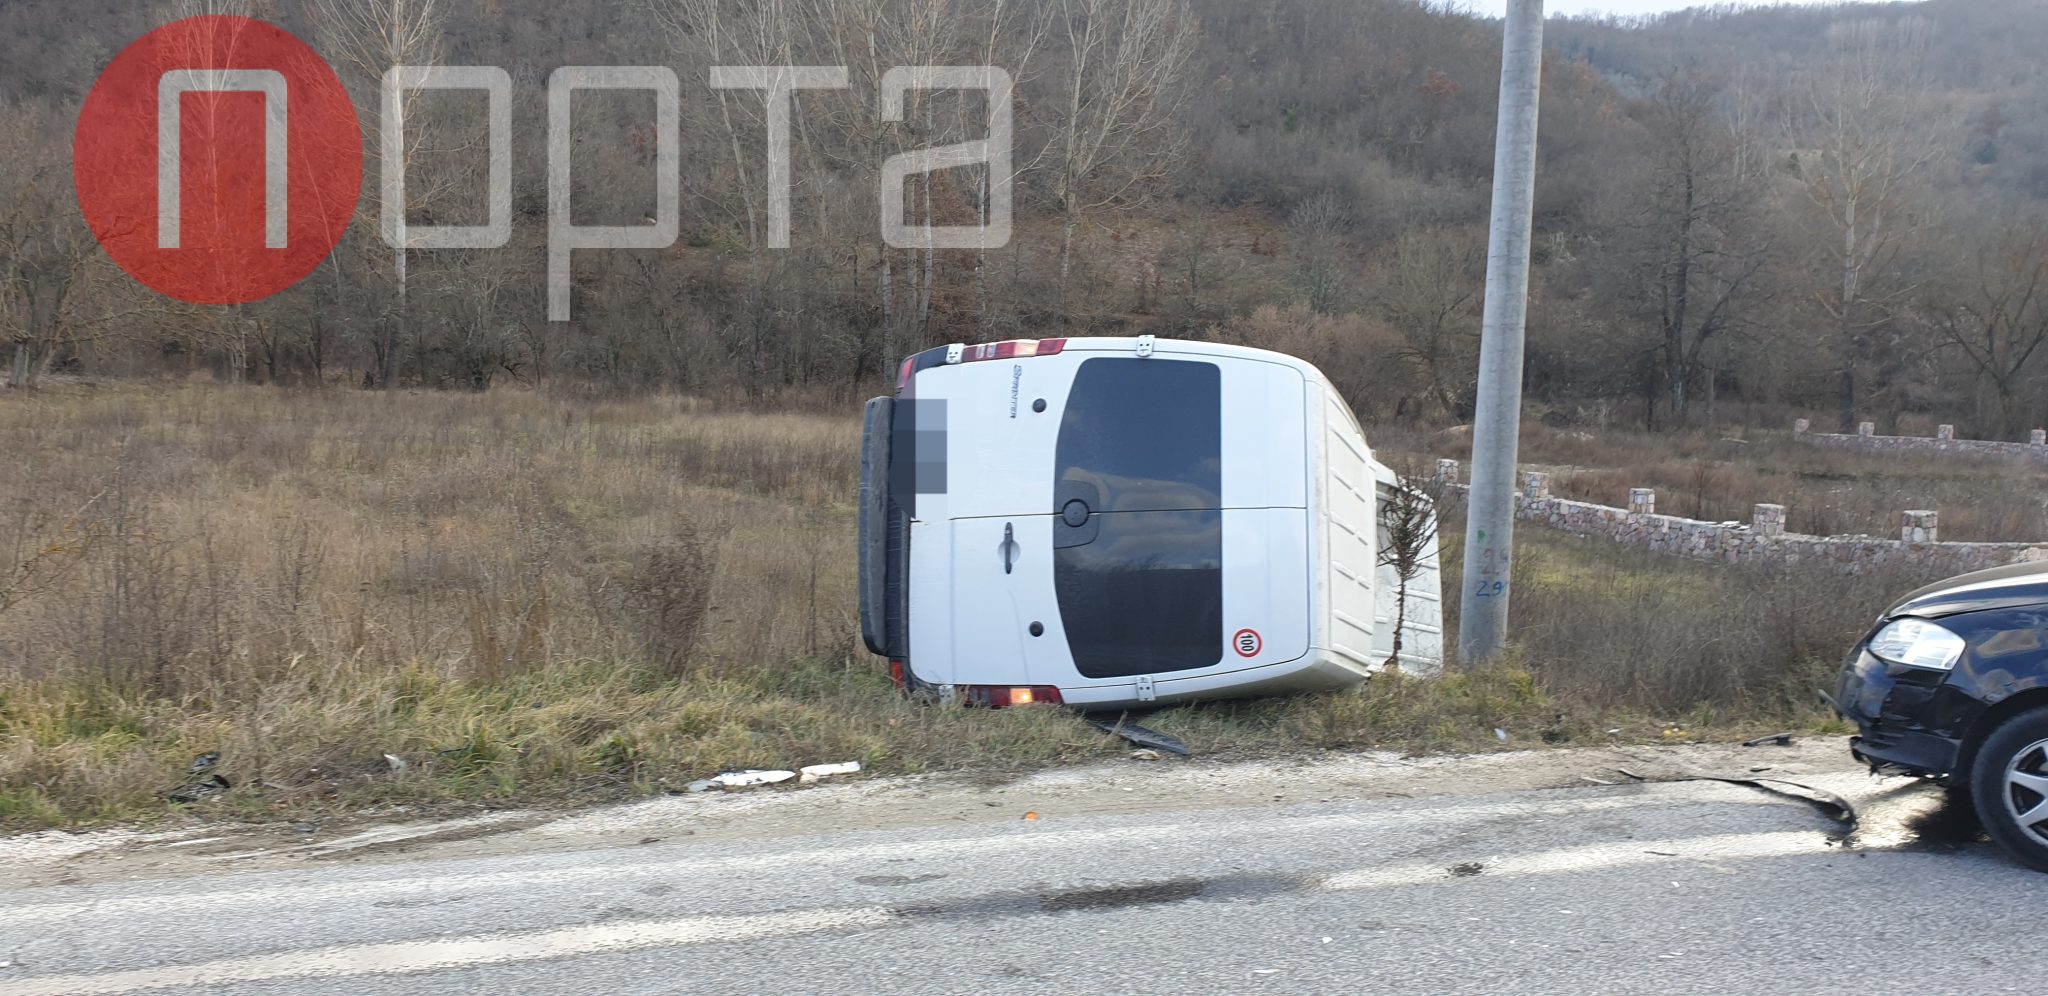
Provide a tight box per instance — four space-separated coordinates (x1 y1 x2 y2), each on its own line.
1001 522 1017 575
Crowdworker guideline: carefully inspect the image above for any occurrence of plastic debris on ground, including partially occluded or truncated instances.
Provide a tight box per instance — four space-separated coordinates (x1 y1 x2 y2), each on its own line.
711 770 798 788
799 762 862 783
1087 716 1191 757
1611 769 1857 825
165 774 232 804
1129 749 1163 761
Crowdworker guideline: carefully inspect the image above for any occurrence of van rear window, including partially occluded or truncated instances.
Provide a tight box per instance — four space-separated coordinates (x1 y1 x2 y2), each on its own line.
1053 358 1221 511
1055 358 1223 678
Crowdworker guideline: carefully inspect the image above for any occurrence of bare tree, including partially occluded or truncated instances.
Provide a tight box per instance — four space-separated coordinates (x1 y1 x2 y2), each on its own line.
649 0 801 254
1373 226 1481 420
311 0 446 390
1162 215 1241 324
659 0 918 381
1787 18 1952 431
1933 215 2048 436
1289 191 1351 315
966 0 1053 337
1633 68 1771 425
0 106 134 389
1046 0 1199 314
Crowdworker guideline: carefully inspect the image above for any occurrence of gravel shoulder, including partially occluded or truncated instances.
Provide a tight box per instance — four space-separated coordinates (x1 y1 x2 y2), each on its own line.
0 738 1862 891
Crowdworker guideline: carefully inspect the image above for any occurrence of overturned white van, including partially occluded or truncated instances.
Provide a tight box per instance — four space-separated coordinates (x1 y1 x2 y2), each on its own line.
859 336 1442 711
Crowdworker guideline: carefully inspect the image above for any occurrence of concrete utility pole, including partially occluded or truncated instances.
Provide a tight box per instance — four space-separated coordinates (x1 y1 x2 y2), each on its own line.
1458 0 1546 664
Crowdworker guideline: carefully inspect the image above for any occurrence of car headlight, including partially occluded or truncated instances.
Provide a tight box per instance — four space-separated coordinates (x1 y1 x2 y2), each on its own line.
1867 618 1966 671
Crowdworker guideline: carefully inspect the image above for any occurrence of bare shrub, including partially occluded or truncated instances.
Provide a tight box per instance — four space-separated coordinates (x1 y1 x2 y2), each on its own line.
611 526 718 677
1215 304 1415 422
1377 463 1446 671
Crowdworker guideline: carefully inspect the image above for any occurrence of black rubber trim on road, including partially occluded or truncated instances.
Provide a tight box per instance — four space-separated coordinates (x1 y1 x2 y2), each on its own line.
1613 769 1858 825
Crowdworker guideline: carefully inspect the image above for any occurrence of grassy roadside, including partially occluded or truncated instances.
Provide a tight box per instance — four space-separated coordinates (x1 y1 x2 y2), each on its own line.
0 385 1892 830
1 660 1836 830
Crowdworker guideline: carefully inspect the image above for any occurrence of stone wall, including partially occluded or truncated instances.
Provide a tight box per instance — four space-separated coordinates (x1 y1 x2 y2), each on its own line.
1433 460 2048 574
1791 418 2048 464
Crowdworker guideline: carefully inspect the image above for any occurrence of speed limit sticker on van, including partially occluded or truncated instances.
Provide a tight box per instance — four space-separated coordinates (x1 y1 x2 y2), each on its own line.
1232 629 1262 658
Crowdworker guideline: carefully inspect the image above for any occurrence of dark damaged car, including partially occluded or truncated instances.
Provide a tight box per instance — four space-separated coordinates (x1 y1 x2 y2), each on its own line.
1831 561 2048 870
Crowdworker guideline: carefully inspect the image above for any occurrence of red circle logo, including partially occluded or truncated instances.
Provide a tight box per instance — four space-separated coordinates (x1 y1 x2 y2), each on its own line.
1233 628 1262 658
74 16 362 305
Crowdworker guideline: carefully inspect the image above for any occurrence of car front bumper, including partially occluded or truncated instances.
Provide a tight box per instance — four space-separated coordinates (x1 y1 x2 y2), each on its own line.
1833 647 1964 777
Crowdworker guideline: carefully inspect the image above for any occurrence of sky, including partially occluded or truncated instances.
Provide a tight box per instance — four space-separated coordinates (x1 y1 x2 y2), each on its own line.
1465 0 1912 18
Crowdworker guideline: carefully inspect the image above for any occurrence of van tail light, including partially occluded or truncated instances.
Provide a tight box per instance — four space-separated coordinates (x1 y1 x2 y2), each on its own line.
889 659 908 691
899 340 1066 392
959 684 1065 708
956 339 1067 364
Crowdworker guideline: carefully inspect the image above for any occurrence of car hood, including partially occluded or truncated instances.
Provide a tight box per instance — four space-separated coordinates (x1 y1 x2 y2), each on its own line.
1888 561 2048 619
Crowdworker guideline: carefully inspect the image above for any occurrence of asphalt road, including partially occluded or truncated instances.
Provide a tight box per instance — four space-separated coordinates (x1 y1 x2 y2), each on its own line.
0 766 2037 995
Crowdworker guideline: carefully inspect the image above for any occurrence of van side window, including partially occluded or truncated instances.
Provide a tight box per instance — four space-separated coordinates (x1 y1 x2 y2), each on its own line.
1055 358 1224 678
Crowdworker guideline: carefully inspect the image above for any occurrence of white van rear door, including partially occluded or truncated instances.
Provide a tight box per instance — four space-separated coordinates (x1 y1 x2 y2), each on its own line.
902 355 1079 522
945 515 1058 688
912 344 1316 690
1051 353 1312 681
1208 352 1310 511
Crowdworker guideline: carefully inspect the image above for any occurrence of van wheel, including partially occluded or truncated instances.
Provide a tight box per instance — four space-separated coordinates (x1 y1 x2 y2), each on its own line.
1969 707 2048 872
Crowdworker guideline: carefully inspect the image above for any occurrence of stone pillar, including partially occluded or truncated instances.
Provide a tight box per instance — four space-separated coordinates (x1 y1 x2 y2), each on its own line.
1858 421 1876 438
1753 503 1786 538
1629 488 1656 516
1937 425 1955 441
2032 429 2046 447
1435 459 1460 486
1522 471 1550 501
1793 418 1811 436
1902 510 1939 544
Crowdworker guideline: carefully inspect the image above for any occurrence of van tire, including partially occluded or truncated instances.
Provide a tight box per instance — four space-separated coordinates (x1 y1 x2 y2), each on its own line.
1969 706 2048 872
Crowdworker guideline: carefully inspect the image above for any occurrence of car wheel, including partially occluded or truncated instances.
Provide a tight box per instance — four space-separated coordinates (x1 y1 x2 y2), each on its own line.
1969 707 2048 872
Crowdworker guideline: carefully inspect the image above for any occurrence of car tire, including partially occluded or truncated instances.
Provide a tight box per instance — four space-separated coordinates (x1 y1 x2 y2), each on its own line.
1969 706 2048 872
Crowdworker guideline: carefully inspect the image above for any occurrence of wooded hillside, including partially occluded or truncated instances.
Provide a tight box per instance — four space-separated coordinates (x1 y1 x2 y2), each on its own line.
3 0 2042 435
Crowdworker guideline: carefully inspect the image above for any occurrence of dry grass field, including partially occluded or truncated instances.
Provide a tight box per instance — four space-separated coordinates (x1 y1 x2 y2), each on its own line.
1399 422 2048 542
0 385 1126 825
0 384 1981 829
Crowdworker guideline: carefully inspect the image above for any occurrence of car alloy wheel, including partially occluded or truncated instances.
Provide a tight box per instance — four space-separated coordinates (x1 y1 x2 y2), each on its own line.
1971 707 2048 872
1999 737 2048 850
